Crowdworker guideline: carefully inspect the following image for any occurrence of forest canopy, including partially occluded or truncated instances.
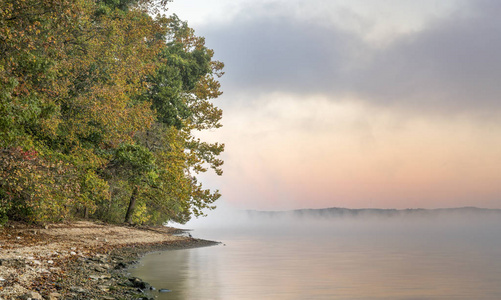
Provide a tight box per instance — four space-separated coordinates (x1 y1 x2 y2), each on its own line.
0 0 224 225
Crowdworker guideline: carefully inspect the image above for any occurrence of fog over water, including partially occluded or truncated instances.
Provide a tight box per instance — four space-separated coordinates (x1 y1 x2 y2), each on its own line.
175 204 501 242
131 205 501 299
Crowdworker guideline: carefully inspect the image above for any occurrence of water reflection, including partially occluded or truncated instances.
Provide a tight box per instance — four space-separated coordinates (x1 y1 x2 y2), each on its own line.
132 215 501 299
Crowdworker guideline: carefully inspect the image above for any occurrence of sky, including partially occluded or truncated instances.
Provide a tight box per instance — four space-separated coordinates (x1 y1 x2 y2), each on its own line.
166 0 501 211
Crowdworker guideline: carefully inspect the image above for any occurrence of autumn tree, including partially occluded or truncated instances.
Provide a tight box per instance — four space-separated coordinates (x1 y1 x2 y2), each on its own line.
124 15 225 224
0 0 225 225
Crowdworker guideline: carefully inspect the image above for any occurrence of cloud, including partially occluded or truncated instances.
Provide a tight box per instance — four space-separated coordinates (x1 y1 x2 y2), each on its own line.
201 0 501 114
205 14 361 96
352 0 501 113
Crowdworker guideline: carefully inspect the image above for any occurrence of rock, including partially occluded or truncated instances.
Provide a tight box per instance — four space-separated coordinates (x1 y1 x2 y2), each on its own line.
69 286 86 293
128 277 149 289
94 266 106 272
20 291 43 300
38 268 50 274
114 262 127 269
70 251 77 255
118 281 134 287
89 275 102 281
97 285 110 292
47 292 61 300
89 274 111 280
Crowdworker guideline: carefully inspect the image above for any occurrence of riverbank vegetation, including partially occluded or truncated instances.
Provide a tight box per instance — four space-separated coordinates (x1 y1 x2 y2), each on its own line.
0 0 224 225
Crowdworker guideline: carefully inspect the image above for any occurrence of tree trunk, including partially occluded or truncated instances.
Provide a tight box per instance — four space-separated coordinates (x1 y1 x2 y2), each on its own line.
124 185 138 223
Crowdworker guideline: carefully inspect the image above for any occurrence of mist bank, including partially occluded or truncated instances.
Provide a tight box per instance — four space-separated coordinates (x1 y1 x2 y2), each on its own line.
179 205 501 242
245 206 501 220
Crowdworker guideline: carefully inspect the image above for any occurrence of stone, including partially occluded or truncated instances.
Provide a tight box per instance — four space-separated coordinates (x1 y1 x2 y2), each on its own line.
94 266 106 272
21 291 43 300
48 292 61 300
128 277 149 289
89 275 102 281
38 268 50 274
69 286 86 293
97 285 110 292
119 281 134 287
89 274 111 280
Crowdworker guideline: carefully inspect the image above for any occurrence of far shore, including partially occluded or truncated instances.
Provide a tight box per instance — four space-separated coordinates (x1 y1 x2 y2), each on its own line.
0 220 218 300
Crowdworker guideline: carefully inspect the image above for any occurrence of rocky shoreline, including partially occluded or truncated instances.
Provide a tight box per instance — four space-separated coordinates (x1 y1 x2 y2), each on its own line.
50 238 218 300
0 221 219 300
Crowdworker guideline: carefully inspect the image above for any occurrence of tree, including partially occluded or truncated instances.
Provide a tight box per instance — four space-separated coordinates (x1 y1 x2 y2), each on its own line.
106 143 156 223
133 15 225 223
0 0 225 225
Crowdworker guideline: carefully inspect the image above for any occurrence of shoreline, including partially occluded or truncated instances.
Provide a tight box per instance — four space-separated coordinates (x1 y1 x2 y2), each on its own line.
0 221 219 300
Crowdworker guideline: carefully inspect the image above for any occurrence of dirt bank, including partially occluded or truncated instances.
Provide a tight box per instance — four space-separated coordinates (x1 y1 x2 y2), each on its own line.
0 221 218 299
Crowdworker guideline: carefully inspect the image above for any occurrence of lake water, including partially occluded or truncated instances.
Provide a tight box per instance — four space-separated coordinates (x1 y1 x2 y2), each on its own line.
131 212 501 299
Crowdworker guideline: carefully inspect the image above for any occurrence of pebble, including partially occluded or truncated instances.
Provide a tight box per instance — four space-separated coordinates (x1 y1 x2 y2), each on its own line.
97 285 110 292
21 291 43 300
69 286 87 293
89 275 102 280
48 292 61 300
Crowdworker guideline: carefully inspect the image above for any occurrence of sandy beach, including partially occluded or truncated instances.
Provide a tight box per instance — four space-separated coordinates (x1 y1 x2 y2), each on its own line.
0 221 217 299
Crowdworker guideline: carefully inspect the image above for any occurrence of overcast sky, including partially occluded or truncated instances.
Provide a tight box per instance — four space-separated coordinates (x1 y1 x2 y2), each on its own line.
167 0 501 211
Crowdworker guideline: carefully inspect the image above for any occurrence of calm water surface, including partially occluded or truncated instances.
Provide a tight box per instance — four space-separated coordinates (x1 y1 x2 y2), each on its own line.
131 216 501 299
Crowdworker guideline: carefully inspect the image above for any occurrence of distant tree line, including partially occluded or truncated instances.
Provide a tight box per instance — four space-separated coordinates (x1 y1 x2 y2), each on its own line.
0 0 224 225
